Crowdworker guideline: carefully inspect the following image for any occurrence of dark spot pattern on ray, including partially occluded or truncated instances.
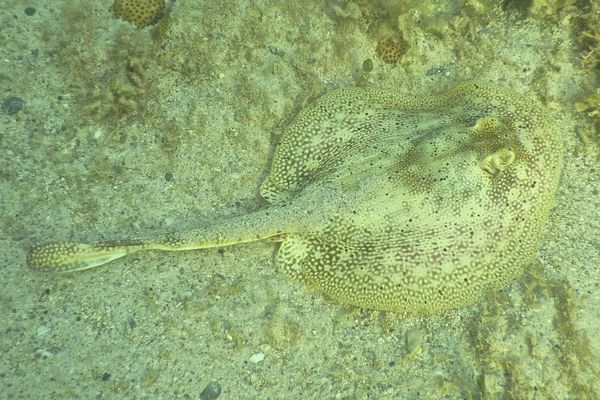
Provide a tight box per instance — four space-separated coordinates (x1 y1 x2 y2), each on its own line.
27 81 563 314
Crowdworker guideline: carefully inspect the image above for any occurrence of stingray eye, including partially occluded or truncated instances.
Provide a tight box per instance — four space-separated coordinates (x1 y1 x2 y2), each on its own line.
480 148 516 177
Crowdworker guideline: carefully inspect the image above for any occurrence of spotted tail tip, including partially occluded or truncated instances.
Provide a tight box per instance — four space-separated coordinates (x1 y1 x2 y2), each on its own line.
27 241 131 273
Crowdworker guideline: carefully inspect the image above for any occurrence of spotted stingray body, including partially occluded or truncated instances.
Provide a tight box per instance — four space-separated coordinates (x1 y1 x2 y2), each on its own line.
27 81 563 315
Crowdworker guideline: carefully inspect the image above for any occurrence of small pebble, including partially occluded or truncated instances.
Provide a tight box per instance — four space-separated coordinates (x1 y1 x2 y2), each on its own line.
405 329 424 354
267 44 285 56
39 349 53 358
163 216 175 227
1 96 24 115
249 352 265 363
425 64 453 77
36 325 50 336
200 381 222 400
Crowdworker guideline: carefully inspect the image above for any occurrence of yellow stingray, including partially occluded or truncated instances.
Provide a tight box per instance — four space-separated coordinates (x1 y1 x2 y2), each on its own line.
27 81 563 314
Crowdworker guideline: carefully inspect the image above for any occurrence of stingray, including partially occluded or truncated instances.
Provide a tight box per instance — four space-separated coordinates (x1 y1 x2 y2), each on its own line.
27 81 563 315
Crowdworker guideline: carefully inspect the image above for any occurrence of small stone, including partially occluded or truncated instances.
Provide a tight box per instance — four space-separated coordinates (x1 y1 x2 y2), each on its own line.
200 381 222 400
163 216 175 227
39 349 53 358
425 64 453 77
1 96 24 115
267 44 285 57
36 325 50 336
248 352 265 363
405 329 424 354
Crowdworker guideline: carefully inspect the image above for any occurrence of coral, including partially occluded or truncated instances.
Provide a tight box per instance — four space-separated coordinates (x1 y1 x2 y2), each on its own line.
109 0 165 29
375 35 408 64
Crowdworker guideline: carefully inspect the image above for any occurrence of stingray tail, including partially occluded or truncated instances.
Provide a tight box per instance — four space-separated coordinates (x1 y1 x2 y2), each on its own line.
27 208 290 273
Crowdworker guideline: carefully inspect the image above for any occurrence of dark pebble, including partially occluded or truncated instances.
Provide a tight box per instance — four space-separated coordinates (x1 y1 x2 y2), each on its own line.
267 44 285 57
25 7 36 16
425 64 452 77
200 382 222 400
1 96 24 115
164 171 173 182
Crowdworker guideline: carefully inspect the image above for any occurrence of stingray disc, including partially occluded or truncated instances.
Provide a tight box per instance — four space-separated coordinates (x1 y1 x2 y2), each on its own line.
261 81 563 314
27 81 563 315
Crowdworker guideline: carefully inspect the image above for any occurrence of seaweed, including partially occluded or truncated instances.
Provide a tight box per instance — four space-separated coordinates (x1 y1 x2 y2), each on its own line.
44 0 159 144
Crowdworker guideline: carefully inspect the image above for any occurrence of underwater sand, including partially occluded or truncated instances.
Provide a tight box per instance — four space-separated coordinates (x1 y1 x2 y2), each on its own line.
1 0 599 398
